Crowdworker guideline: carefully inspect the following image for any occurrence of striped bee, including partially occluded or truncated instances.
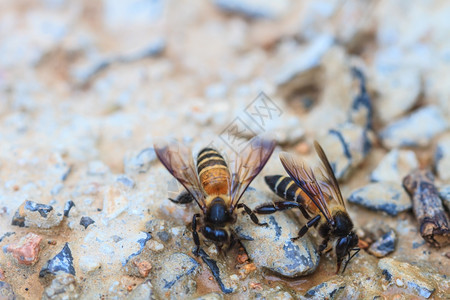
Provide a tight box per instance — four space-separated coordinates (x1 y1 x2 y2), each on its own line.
255 141 359 273
155 136 275 254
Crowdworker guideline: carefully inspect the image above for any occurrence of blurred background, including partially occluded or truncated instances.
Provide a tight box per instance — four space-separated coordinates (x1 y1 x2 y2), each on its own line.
1 0 450 298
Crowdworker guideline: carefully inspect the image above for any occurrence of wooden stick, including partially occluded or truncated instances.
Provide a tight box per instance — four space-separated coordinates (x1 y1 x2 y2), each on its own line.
403 169 450 248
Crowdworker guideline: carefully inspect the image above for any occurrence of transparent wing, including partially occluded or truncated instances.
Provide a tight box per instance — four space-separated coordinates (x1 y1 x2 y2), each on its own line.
314 141 346 208
154 139 206 212
279 151 334 224
229 136 276 211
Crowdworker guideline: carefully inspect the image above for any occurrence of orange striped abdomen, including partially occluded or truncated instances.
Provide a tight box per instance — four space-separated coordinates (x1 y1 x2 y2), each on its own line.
265 175 321 216
197 148 230 195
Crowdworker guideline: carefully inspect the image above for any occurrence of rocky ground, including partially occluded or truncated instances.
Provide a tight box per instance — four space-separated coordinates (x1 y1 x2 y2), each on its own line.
1 0 450 299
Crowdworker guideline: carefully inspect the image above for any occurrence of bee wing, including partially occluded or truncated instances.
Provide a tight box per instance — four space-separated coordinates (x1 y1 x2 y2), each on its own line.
279 151 334 224
154 139 207 212
314 141 346 209
229 136 276 211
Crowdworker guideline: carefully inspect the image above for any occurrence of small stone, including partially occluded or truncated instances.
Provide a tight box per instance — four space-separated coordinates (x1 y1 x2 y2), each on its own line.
146 240 164 252
63 200 75 217
42 273 79 300
380 106 448 148
213 0 290 19
370 149 419 183
11 201 63 229
40 243 75 277
295 142 310 154
232 188 319 278
304 278 346 298
372 66 421 124
438 185 450 212
80 216 95 229
154 252 199 297
128 280 155 300
396 279 404 287
378 258 438 298
434 134 450 182
123 232 152 266
124 148 156 174
0 281 16 300
5 233 42 265
348 182 412 216
79 255 101 274
318 122 372 180
87 160 110 176
368 229 397 258
133 259 152 277
116 175 135 188
156 231 171 243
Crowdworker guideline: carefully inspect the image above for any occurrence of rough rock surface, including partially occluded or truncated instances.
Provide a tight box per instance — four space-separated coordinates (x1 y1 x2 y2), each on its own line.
370 149 419 183
348 182 412 216
233 188 320 277
4 232 42 265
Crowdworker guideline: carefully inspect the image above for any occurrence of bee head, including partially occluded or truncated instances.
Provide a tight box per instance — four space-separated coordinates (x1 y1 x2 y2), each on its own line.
201 224 228 243
335 231 359 273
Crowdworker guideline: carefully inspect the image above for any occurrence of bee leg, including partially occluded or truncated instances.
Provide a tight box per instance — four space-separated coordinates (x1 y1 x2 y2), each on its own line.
318 237 330 255
237 203 268 226
292 214 321 241
227 233 237 253
254 201 310 219
192 213 201 256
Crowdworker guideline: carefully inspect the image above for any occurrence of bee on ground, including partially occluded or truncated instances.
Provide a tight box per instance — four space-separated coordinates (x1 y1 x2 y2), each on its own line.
154 136 276 254
255 141 359 273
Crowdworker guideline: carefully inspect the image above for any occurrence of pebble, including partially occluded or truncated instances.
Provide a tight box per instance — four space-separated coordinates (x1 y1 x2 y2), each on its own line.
79 255 101 274
156 231 171 243
213 0 290 19
146 240 164 252
87 160 110 176
438 185 450 211
303 278 346 299
80 216 95 229
153 252 199 298
368 229 397 258
434 134 450 181
232 188 319 278
11 200 63 229
349 68 372 129
128 280 155 300
348 182 411 216
318 122 371 180
42 273 79 300
40 243 75 277
5 233 42 265
123 148 157 174
379 106 448 148
372 67 421 124
123 232 152 266
116 175 135 188
0 281 16 300
133 259 152 277
63 200 75 217
378 258 438 298
370 149 419 183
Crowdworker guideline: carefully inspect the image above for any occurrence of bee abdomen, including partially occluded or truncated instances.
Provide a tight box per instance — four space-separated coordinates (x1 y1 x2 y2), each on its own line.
197 148 229 195
265 175 300 202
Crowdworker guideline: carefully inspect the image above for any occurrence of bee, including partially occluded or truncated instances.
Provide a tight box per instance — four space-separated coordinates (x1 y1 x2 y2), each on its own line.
255 141 359 273
154 136 276 254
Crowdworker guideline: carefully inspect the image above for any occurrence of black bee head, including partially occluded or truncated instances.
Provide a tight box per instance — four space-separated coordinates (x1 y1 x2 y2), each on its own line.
201 224 228 243
335 231 359 273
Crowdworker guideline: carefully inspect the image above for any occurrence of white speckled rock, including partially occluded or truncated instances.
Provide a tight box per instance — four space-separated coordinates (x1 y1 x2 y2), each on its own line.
348 182 411 216
371 149 419 183
434 134 450 182
317 122 372 180
438 185 450 212
372 67 421 124
232 188 319 278
79 255 102 274
380 106 448 148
